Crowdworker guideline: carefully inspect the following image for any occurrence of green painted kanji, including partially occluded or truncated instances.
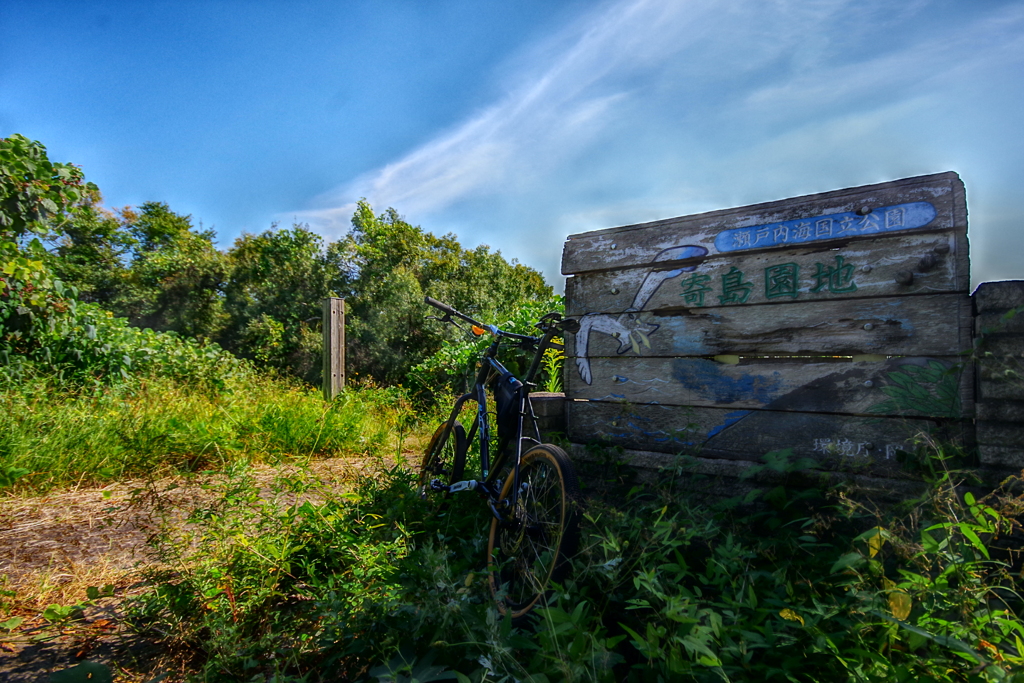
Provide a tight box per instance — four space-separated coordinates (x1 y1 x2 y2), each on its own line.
764 263 800 299
719 266 754 304
811 255 857 294
680 273 713 307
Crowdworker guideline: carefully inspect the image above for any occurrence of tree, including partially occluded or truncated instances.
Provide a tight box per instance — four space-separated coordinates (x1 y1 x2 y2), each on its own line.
112 202 228 340
49 203 132 308
335 200 553 386
2 134 99 365
0 134 98 243
222 224 332 382
51 199 229 341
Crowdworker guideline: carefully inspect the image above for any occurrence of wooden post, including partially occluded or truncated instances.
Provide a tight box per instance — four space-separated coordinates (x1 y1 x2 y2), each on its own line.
322 298 345 400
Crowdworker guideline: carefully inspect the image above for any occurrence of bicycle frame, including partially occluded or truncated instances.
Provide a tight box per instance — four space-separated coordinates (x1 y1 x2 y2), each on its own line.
428 306 566 525
422 296 583 622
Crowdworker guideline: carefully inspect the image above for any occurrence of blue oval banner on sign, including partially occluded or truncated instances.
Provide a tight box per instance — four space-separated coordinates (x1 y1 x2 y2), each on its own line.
714 201 937 253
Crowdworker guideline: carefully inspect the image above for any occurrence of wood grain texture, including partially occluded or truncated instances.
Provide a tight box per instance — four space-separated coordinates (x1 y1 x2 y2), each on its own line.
565 293 972 360
559 172 974 468
322 298 345 400
951 178 971 292
562 173 962 275
567 356 969 418
565 232 965 316
566 400 967 476
569 444 931 501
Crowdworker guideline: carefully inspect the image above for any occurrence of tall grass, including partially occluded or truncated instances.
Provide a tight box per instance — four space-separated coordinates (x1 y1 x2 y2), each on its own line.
119 446 1024 682
0 375 417 491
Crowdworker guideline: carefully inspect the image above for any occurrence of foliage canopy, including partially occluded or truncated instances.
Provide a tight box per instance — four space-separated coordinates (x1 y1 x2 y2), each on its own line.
1 135 245 389
3 133 556 391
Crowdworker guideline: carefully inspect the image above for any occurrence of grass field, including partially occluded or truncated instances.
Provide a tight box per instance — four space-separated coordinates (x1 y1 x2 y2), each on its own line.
0 375 422 493
2 376 1024 682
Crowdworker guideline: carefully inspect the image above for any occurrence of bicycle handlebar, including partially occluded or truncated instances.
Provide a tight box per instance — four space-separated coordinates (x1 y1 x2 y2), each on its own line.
426 295 580 388
424 296 546 343
424 296 489 329
424 296 458 319
424 296 580 337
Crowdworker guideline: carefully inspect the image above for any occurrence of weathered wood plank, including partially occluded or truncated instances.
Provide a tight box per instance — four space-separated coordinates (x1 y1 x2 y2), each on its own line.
565 293 972 362
567 356 969 418
950 178 971 293
566 400 967 476
959 359 975 419
562 172 961 275
322 298 345 400
568 444 931 502
565 232 965 317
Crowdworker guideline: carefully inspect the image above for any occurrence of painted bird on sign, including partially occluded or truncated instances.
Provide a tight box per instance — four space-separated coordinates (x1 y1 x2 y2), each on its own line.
574 245 707 385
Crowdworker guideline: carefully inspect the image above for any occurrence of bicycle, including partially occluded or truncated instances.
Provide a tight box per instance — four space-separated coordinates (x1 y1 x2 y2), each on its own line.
420 296 582 622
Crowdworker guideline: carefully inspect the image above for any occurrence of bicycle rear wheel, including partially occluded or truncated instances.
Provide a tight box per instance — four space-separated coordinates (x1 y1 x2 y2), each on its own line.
418 420 467 499
487 444 581 622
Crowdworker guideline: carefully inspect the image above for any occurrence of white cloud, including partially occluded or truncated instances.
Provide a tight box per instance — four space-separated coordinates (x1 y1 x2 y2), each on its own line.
291 0 1024 287
292 0 715 234
742 3 1024 117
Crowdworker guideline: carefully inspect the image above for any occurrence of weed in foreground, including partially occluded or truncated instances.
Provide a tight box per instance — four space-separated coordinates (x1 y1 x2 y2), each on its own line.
122 445 1024 682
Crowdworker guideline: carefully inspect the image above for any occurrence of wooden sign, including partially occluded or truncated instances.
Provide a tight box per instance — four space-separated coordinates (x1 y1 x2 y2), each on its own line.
560 172 972 473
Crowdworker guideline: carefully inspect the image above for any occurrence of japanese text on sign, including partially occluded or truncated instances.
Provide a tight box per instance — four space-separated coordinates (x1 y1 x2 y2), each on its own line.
714 202 936 253
683 255 857 306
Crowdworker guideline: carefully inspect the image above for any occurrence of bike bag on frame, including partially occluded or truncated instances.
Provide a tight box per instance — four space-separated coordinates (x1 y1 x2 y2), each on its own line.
493 369 524 446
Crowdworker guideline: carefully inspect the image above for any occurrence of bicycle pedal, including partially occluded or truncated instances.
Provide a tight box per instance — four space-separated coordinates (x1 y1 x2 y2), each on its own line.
448 480 478 493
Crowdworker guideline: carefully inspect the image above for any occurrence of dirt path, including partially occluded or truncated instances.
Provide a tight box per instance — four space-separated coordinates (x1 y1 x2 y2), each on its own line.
0 456 400 682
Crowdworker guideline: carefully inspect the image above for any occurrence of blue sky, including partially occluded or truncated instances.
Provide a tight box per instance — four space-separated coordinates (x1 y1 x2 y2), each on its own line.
2 0 1023 289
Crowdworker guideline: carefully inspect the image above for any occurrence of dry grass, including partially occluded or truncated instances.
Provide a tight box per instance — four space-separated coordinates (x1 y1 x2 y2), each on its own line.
0 457 386 597
0 454 411 681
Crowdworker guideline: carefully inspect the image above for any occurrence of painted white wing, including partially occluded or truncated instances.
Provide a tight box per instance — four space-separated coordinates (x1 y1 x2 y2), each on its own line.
575 315 594 385
628 245 708 311
575 313 634 384
575 356 593 386
574 247 707 386
630 269 680 311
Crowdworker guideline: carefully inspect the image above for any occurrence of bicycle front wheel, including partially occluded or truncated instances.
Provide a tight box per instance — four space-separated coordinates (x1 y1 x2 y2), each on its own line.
487 444 581 622
418 420 467 499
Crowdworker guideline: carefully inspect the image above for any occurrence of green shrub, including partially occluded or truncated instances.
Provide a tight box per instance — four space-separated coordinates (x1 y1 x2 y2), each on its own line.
2 236 248 391
3 294 248 388
129 446 1024 682
128 463 454 682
